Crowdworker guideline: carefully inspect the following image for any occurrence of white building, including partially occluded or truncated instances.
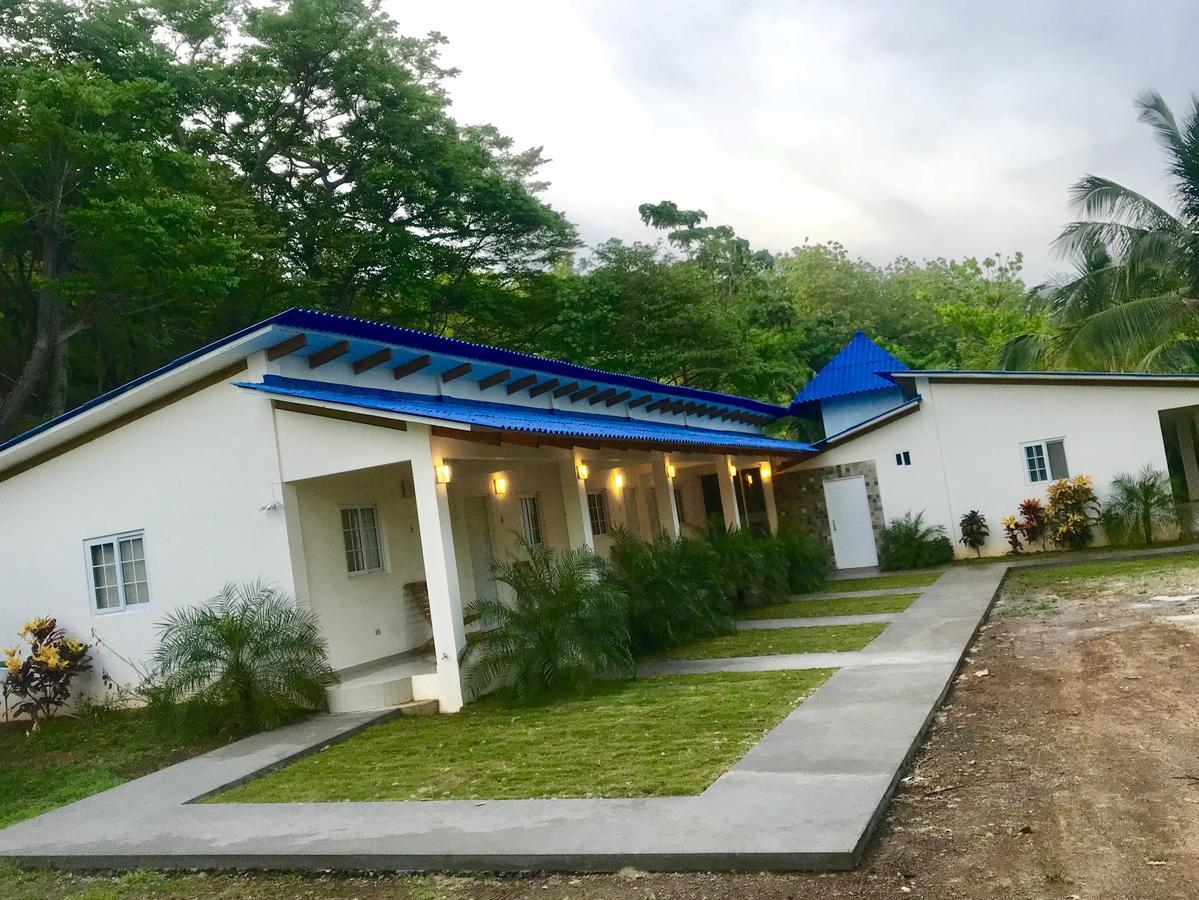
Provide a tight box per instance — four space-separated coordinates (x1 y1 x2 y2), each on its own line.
779 332 1199 569
0 309 806 713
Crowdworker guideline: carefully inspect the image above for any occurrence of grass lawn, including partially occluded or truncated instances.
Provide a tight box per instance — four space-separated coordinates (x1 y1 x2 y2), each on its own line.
216 670 831 803
738 592 919 620
817 571 941 592
645 622 886 660
0 707 221 830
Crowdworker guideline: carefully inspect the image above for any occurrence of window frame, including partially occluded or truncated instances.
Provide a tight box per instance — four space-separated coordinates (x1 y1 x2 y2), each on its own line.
1021 438 1068 484
340 504 387 576
895 450 912 466
587 490 610 536
518 494 544 546
85 530 151 615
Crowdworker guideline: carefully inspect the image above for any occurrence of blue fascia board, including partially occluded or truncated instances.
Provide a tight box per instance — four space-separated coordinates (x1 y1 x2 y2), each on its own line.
241 375 816 455
0 306 790 459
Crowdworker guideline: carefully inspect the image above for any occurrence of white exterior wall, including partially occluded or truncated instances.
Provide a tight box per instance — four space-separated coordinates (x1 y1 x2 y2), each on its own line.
291 463 431 672
821 388 905 437
0 360 293 692
799 379 1199 558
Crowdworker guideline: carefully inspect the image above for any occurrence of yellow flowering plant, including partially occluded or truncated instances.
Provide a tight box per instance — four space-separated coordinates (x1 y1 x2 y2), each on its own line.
2 617 91 727
1046 476 1101 551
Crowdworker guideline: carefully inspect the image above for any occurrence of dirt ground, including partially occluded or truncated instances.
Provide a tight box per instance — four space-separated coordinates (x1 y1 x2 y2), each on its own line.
18 558 1199 899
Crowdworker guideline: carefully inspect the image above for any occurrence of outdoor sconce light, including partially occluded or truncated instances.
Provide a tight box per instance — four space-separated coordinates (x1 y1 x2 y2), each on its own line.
746 473 755 485
613 472 625 490
728 462 737 478
666 462 677 479
576 462 590 481
493 476 508 496
760 461 772 481
435 463 452 484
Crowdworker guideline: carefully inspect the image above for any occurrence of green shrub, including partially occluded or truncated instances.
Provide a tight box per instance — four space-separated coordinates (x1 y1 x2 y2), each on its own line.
1046 476 1101 550
1104 465 1176 545
958 510 989 557
773 525 827 593
604 528 733 654
706 525 789 609
879 512 955 570
463 541 633 701
151 581 337 738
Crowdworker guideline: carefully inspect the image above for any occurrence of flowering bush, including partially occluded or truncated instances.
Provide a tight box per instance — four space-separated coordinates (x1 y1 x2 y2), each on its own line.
1001 515 1023 553
1046 476 1101 551
2 617 91 727
1017 498 1049 550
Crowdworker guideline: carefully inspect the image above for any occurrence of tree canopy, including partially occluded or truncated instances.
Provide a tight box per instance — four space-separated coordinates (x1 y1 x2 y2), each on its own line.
0 0 1041 439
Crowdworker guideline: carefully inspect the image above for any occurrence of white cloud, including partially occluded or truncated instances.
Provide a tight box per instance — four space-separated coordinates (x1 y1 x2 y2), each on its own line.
385 0 1198 281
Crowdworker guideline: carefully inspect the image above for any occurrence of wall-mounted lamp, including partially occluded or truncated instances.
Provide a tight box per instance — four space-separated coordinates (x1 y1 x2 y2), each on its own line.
492 475 508 496
760 461 772 481
746 473 755 485
727 462 737 479
435 463 452 484
613 472 625 490
666 462 677 479
576 462 590 481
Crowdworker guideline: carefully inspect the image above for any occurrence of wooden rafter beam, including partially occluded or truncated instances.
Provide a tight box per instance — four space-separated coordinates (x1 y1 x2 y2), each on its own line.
552 381 580 398
442 362 472 383
606 390 633 407
266 333 307 361
529 378 559 398
570 385 598 403
589 387 618 406
308 340 350 369
393 354 431 380
506 374 537 395
352 348 392 375
628 394 652 409
645 398 669 413
478 368 511 390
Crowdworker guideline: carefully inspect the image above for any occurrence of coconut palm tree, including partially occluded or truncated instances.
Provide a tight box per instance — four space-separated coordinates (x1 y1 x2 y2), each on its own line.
1002 92 1199 371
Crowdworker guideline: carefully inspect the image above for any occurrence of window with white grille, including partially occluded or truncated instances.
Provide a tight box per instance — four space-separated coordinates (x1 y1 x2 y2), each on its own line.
86 532 150 613
519 495 544 545
341 505 384 574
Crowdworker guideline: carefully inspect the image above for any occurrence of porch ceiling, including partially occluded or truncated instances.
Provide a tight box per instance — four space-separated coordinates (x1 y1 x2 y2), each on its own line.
238 375 816 458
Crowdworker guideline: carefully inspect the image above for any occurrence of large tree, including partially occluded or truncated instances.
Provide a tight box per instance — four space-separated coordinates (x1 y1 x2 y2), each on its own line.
0 0 576 437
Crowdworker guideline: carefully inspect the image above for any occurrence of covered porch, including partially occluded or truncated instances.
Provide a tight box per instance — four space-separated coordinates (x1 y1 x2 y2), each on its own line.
266 396 799 714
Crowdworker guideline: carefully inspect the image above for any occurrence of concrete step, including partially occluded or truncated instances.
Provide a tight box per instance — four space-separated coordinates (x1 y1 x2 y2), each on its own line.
327 672 414 714
396 698 439 716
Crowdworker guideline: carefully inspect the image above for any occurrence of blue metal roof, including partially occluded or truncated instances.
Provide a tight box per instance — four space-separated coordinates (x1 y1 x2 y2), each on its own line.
239 375 816 456
0 307 790 460
789 331 908 413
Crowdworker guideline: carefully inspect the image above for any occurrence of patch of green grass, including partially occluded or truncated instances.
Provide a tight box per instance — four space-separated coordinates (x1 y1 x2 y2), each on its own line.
0 864 455 900
215 670 831 803
815 571 941 592
738 593 918 620
0 707 221 829
646 623 885 660
1009 551 1199 591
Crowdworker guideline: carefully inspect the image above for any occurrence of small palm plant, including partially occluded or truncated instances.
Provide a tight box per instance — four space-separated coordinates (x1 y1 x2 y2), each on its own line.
1106 465 1176 545
958 510 990 557
879 511 955 569
463 541 633 702
152 581 337 737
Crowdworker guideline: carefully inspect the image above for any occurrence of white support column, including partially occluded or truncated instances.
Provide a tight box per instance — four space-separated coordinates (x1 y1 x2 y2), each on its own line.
410 428 466 713
633 474 653 539
559 453 595 552
761 462 780 535
717 454 741 530
651 453 681 538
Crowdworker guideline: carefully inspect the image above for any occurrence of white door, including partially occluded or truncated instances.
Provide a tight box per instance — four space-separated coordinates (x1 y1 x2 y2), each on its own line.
463 496 498 604
822 476 879 569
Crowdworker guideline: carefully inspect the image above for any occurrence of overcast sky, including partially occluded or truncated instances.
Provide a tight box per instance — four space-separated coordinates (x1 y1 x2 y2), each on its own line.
388 0 1198 282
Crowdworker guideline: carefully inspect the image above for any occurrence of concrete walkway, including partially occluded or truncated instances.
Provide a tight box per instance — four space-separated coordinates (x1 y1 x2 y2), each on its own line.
0 564 1007 873
736 612 896 630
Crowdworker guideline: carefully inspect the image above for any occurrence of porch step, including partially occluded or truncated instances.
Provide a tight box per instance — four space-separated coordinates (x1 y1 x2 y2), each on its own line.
325 656 439 714
396 698 439 716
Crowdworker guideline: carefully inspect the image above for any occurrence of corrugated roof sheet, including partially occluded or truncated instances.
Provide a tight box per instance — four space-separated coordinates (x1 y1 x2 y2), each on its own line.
239 376 815 456
789 331 908 412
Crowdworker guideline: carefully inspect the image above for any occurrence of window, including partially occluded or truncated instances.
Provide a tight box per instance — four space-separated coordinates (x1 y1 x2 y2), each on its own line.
587 491 609 536
519 495 543 545
1022 439 1069 483
86 532 150 612
895 450 912 466
341 505 384 574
